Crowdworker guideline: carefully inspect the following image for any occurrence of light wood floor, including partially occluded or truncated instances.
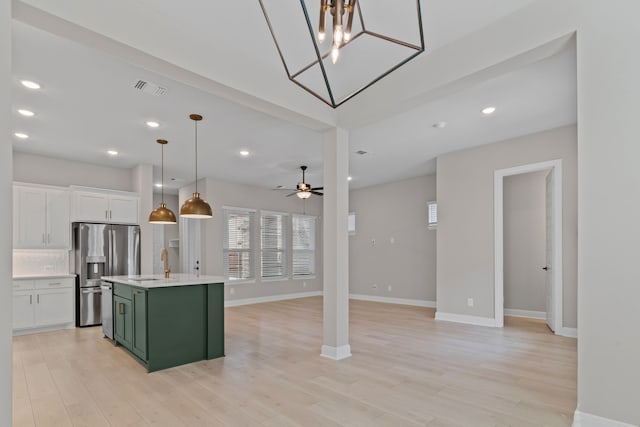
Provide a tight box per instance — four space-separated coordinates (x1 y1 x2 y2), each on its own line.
13 297 577 426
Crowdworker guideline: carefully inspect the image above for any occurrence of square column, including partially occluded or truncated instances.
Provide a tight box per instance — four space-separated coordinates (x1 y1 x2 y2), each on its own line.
321 127 351 360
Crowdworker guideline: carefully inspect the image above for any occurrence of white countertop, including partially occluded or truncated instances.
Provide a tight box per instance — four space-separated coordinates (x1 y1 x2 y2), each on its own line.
101 274 225 288
13 274 76 280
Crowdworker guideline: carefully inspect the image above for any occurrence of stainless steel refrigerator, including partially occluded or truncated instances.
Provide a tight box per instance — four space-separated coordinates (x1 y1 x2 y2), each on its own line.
73 223 140 327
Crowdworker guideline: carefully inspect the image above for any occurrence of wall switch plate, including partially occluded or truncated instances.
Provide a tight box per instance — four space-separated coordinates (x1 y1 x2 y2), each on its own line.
372 284 377 289
387 285 392 292
467 298 474 307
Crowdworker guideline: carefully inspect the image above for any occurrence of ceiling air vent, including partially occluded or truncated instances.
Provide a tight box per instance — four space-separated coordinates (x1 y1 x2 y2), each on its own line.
355 150 368 155
133 79 167 96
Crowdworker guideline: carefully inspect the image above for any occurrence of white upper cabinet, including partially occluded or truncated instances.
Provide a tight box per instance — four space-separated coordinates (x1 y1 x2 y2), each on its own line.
13 184 70 249
71 187 139 224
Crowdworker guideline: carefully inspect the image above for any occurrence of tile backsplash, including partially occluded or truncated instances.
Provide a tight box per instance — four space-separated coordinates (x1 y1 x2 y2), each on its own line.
13 250 70 276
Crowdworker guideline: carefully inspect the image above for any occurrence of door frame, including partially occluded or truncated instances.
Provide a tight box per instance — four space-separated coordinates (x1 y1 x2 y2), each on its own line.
494 159 563 331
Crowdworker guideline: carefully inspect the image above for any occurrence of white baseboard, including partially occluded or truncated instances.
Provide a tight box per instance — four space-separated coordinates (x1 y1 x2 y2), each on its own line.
558 327 578 338
13 322 75 336
435 312 499 327
224 291 322 307
504 308 546 319
349 294 436 308
573 410 637 427
321 344 352 360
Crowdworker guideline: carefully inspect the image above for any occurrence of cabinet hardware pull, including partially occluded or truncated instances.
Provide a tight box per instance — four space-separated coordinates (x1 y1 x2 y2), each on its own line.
47 233 51 244
42 234 45 244
49 282 61 286
30 295 32 305
37 294 39 304
118 303 124 315
105 210 108 220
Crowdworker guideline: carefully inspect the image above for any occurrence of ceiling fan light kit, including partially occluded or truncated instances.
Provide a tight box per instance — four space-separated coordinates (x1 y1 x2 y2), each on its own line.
258 0 425 108
180 114 213 219
287 165 324 199
149 139 177 224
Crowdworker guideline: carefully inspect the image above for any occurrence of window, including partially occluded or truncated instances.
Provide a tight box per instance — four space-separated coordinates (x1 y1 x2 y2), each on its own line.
292 214 316 277
428 201 437 229
223 208 255 281
261 212 288 279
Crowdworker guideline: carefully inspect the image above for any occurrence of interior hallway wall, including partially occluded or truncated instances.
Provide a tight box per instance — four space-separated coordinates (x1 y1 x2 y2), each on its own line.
349 174 437 303
436 125 577 328
503 171 546 314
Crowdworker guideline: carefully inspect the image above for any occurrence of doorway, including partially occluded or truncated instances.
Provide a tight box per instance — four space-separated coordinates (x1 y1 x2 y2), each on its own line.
494 159 563 332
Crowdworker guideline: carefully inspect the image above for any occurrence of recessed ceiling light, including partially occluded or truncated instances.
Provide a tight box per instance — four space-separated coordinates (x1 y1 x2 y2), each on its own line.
155 183 163 188
146 121 160 128
107 150 119 156
348 176 353 181
20 80 41 90
432 121 447 128
18 109 35 117
14 132 29 139
240 150 250 156
482 106 497 115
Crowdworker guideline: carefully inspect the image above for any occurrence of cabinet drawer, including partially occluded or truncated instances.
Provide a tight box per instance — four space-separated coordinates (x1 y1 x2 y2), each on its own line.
13 280 35 291
114 283 133 300
35 278 74 289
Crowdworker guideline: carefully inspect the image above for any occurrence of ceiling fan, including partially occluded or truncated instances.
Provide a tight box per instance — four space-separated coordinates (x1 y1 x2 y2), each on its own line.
286 166 323 199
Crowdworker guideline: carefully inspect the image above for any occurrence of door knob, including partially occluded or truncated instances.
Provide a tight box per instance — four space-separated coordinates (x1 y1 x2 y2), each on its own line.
542 266 549 271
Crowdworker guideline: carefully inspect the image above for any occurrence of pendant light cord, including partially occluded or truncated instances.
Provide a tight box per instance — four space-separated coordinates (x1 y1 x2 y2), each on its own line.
194 119 198 194
161 143 165 203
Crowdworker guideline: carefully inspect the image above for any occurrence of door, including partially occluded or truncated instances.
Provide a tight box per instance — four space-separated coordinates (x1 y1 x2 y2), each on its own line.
131 289 147 361
109 196 139 224
13 186 46 248
545 171 555 332
181 217 201 274
46 189 70 248
35 288 74 327
13 292 35 329
110 225 140 276
114 296 133 350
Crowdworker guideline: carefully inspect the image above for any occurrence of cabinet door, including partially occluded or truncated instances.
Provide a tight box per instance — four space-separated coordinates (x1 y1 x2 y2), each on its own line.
13 186 46 248
109 196 139 224
34 288 74 327
13 292 35 330
73 192 109 222
131 289 147 361
46 189 70 249
114 296 133 350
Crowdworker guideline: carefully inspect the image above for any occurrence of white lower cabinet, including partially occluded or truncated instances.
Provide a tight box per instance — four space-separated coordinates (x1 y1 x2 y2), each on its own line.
13 278 75 333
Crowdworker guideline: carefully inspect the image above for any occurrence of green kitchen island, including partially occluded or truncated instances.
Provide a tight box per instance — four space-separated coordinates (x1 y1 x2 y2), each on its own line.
101 274 225 372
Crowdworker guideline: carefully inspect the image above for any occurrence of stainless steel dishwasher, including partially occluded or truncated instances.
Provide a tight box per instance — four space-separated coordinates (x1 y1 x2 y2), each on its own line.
100 281 114 340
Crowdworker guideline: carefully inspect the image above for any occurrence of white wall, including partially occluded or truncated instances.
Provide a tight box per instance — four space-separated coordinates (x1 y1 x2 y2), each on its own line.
504 171 546 313
349 174 437 302
0 1 12 424
179 177 323 302
13 152 133 191
576 1 640 423
132 164 153 274
436 125 577 328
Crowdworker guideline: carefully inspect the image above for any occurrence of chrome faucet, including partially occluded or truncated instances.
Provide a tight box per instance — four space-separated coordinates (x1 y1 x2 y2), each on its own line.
160 248 170 278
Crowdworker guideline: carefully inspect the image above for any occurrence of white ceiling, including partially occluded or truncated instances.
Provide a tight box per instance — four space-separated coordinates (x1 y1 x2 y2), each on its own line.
11 0 576 191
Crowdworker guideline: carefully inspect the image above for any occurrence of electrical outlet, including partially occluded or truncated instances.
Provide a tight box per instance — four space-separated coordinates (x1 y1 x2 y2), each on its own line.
387 285 392 292
372 284 377 289
467 298 474 307
230 287 235 295
371 238 376 246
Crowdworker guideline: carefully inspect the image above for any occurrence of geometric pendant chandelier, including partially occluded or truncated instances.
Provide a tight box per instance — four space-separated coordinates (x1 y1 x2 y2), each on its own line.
258 0 425 108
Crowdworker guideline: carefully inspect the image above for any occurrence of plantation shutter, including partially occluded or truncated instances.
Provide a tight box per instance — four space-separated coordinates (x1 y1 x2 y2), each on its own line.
292 214 316 277
261 212 287 279
223 209 254 281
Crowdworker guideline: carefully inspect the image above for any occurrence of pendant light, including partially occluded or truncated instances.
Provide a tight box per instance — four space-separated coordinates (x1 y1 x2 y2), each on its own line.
180 114 213 219
149 139 177 224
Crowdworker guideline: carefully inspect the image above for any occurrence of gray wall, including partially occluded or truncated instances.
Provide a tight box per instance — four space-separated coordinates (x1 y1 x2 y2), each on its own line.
504 171 546 313
436 125 577 327
349 175 437 302
180 177 323 302
13 151 133 191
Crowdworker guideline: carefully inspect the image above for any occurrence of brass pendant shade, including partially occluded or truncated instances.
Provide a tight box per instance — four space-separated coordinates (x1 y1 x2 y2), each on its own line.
149 139 177 224
180 114 213 219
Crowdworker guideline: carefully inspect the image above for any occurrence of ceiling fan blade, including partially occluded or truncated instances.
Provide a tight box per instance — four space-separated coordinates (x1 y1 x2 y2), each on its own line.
286 192 298 197
310 191 324 196
311 187 323 190
273 188 296 191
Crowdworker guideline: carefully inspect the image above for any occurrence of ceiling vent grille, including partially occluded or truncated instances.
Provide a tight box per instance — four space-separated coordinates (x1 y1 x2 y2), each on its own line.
133 79 167 96
355 150 368 155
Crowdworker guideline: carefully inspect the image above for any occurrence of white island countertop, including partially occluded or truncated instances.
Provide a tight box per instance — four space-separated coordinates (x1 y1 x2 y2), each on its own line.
101 274 225 289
